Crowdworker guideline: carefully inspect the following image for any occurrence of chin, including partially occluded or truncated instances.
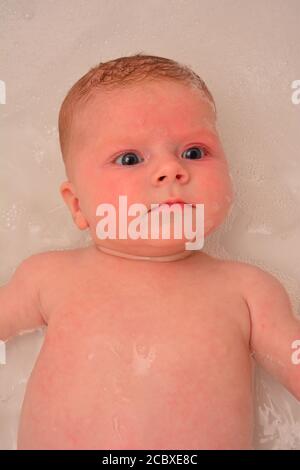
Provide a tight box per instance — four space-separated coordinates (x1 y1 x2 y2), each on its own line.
141 236 200 255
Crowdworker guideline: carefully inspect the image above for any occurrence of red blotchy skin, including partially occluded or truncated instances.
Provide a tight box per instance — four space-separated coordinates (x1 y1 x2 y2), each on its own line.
17 81 255 450
17 247 254 449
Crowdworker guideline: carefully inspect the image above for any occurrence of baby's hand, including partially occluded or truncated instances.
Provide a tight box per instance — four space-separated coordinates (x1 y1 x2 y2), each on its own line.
242 264 300 401
0 254 47 342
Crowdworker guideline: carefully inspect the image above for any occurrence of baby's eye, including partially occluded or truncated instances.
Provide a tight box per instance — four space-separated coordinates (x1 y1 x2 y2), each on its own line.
114 152 144 166
182 146 207 160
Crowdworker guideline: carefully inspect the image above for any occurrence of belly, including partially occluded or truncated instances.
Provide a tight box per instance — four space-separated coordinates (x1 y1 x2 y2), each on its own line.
17 325 254 450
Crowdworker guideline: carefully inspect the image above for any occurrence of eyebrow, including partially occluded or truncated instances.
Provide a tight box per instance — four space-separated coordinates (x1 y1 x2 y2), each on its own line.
180 128 218 140
98 128 217 149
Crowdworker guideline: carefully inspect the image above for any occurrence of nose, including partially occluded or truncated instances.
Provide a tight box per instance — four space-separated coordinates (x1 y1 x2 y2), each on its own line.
151 157 190 186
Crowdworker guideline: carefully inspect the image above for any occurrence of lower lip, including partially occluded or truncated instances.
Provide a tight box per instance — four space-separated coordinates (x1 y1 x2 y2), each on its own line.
150 202 193 212
165 202 184 206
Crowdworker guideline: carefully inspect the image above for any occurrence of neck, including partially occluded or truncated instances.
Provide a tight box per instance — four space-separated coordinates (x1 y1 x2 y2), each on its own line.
96 245 195 262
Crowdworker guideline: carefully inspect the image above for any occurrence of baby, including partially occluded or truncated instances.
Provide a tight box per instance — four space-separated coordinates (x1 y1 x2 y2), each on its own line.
1 54 300 450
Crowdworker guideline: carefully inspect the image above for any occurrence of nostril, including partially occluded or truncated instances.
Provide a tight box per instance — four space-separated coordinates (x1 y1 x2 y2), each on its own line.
158 174 183 181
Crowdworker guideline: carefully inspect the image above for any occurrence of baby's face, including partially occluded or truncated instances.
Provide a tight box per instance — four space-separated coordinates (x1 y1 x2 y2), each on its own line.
62 79 234 256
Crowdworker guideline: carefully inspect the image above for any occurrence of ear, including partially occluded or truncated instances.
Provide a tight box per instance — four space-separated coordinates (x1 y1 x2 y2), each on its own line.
60 181 89 230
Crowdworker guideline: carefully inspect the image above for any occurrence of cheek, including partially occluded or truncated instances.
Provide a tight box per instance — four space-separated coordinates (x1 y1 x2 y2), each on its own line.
80 165 116 203
195 163 234 213
209 169 234 203
104 171 146 205
82 168 145 214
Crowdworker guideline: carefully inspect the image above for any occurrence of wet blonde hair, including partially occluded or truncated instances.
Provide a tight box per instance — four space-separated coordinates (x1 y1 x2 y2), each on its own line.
58 52 216 172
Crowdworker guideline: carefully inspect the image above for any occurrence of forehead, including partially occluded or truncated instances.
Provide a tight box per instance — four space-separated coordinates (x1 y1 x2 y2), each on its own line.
71 80 217 151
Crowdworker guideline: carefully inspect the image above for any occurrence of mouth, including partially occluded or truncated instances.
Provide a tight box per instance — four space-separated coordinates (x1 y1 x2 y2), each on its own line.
148 198 196 213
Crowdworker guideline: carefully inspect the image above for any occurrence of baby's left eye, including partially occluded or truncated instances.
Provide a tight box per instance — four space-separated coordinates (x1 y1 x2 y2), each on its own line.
182 146 207 160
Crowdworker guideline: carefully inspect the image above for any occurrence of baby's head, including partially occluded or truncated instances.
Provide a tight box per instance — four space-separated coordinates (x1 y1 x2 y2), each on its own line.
58 54 234 258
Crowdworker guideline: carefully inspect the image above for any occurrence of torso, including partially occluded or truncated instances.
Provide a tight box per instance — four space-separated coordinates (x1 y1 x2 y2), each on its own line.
17 246 254 449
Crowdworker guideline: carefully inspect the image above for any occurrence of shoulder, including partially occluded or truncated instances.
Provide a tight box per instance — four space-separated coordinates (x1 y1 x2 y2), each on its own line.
209 256 276 280
230 260 283 288
16 247 88 281
202 255 284 293
194 255 295 334
195 253 255 278
220 260 290 309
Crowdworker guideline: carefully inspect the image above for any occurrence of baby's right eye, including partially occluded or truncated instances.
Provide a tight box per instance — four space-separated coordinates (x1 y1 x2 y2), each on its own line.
114 152 144 166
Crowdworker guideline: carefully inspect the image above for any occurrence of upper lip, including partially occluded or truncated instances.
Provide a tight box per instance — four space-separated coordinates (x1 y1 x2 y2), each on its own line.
148 198 195 212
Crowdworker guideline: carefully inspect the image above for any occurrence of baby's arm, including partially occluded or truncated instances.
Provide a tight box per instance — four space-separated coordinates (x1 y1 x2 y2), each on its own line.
242 264 300 401
0 254 47 342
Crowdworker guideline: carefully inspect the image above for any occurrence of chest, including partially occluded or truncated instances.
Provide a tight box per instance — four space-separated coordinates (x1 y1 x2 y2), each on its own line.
44 275 250 375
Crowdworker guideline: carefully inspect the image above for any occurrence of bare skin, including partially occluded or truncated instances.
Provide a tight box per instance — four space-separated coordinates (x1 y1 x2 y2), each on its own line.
1 79 299 449
16 246 254 450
